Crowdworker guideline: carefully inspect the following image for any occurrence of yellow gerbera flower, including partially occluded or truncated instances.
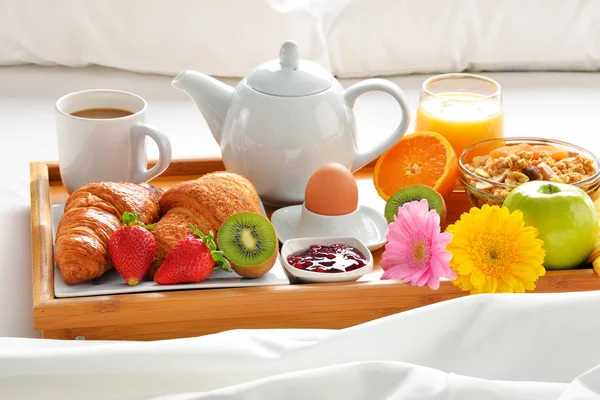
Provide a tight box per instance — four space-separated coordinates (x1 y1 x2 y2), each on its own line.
446 205 546 294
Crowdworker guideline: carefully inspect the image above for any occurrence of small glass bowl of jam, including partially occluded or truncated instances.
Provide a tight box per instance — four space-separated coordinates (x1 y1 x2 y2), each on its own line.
280 237 373 283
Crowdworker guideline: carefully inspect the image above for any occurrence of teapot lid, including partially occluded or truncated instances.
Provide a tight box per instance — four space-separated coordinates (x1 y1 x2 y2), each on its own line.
246 41 333 97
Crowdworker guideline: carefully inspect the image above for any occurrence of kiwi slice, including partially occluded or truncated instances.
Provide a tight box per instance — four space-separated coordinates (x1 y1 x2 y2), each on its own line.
217 212 278 278
384 185 447 224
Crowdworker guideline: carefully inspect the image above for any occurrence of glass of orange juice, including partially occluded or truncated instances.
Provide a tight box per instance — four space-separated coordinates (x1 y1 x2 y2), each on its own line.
415 73 504 157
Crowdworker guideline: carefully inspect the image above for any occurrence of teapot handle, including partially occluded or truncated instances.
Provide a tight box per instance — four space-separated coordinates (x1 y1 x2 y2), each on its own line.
344 79 411 172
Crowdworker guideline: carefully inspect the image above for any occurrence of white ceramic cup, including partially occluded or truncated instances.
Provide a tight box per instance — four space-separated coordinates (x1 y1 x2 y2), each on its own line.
55 89 172 193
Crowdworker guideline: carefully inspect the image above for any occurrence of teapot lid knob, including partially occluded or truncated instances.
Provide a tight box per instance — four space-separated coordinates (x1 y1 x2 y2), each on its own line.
279 41 300 70
246 40 332 97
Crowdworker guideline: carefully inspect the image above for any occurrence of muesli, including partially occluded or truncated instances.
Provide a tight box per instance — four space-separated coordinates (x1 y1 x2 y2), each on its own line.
464 143 597 198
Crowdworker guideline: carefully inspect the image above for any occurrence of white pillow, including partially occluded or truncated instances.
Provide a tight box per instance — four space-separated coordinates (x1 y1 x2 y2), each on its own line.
0 0 329 77
325 0 600 77
1 0 599 77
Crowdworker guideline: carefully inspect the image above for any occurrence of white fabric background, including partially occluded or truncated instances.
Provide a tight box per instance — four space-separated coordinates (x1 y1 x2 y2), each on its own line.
1 0 599 77
2 292 600 399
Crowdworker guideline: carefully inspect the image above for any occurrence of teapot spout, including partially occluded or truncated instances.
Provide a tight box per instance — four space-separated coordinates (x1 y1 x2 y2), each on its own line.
172 70 234 145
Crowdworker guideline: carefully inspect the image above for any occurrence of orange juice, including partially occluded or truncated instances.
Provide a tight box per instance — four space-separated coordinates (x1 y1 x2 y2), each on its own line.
415 92 504 157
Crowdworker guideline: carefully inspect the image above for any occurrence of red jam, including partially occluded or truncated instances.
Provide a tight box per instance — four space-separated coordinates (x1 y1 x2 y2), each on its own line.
287 244 367 273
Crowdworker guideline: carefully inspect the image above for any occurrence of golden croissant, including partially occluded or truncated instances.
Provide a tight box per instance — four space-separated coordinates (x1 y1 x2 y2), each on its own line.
54 182 162 285
149 171 261 277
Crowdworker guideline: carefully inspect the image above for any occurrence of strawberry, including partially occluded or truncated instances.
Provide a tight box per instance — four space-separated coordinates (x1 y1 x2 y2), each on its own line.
108 212 156 286
154 225 232 285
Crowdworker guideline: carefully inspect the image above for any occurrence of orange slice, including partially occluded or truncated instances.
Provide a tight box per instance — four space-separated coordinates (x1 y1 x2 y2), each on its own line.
373 131 459 201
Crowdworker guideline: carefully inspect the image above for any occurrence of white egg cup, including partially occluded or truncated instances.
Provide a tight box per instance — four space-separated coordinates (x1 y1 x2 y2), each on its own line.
271 203 389 251
280 236 374 283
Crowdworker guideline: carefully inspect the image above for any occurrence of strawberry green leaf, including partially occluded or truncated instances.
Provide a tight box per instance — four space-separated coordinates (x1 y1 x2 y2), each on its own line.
211 250 233 272
190 225 233 273
121 212 137 225
122 211 154 231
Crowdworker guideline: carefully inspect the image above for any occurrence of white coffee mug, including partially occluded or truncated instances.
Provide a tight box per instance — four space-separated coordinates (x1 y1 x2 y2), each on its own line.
55 89 172 193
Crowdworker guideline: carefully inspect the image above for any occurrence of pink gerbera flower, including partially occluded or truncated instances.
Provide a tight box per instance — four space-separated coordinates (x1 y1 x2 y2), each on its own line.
380 199 455 290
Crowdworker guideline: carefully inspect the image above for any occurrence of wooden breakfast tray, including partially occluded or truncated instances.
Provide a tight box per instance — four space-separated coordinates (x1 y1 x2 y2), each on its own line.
30 158 600 341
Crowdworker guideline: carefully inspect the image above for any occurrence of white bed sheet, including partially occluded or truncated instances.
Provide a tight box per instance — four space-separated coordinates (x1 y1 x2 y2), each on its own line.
2 292 600 399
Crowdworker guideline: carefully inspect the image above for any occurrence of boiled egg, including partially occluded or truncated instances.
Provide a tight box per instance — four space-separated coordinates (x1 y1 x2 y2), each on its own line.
304 163 359 216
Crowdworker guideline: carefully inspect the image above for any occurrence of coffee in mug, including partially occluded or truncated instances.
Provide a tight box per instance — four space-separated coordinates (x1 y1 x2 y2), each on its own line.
70 108 134 119
55 89 172 194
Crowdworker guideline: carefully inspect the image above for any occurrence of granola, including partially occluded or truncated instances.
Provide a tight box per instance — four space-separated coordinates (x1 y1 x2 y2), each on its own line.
464 144 597 199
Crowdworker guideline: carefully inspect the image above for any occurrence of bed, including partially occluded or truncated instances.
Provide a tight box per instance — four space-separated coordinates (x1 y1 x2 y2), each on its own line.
1 0 600 398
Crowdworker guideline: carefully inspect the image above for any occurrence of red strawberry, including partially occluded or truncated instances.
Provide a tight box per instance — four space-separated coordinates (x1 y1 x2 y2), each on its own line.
108 212 156 286
154 226 232 285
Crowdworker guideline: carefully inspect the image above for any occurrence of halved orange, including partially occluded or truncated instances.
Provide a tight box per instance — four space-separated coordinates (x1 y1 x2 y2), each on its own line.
373 131 459 200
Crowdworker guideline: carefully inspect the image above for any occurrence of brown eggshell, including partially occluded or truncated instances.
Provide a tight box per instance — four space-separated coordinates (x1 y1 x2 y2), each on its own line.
305 163 359 216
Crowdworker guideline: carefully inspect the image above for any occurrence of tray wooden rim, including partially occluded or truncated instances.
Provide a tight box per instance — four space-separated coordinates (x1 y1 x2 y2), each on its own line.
30 159 600 334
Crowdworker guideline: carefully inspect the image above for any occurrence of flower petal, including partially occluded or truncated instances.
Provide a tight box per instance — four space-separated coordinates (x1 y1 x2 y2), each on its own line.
414 268 432 286
452 275 473 292
470 268 486 291
381 266 414 281
483 275 498 293
456 260 476 275
426 273 441 290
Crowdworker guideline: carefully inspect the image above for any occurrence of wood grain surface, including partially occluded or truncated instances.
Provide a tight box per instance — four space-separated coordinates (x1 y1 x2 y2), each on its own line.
30 163 55 308
30 159 600 341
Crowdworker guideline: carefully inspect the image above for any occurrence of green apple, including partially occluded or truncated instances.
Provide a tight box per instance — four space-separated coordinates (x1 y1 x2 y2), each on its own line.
503 181 597 270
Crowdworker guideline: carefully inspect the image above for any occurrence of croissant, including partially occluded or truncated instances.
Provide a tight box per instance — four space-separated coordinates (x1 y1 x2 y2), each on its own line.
55 182 162 285
149 171 261 277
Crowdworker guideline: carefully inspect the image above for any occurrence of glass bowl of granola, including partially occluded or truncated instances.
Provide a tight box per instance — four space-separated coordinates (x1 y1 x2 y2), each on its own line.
459 137 600 207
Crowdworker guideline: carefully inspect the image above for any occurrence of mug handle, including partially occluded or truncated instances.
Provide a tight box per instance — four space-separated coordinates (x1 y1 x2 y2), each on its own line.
344 79 411 172
130 123 172 183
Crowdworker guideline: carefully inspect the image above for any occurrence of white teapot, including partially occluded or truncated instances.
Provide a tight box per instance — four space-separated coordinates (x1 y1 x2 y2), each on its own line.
172 41 410 206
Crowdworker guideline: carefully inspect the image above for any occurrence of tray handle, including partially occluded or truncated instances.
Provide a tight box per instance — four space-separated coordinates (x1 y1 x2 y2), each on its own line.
30 162 55 308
